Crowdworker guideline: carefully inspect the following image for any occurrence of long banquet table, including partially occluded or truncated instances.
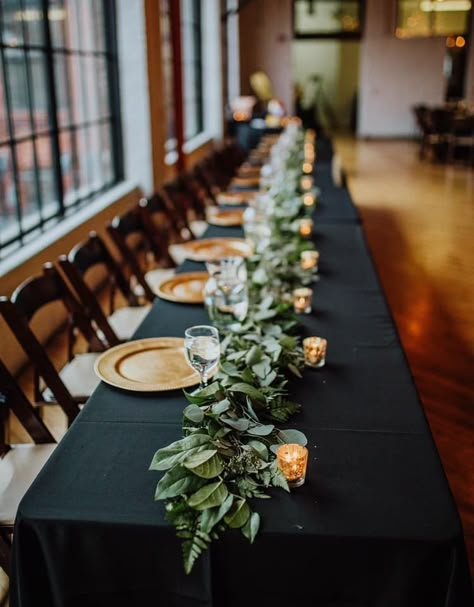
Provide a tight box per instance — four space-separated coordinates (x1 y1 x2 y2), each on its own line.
10 144 473 607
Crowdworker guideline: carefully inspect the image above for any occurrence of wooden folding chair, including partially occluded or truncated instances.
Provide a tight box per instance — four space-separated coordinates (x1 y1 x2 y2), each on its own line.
107 207 175 302
0 264 105 423
0 358 57 576
58 232 150 345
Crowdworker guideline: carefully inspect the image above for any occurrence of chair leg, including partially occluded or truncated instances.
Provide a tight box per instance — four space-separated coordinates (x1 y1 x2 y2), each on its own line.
0 530 11 577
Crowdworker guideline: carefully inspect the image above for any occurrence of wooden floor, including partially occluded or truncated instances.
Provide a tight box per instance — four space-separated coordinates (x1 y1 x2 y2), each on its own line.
2 136 473 604
333 134 474 579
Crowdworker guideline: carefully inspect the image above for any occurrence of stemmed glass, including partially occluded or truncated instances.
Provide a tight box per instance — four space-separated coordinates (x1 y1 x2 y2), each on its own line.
184 325 220 388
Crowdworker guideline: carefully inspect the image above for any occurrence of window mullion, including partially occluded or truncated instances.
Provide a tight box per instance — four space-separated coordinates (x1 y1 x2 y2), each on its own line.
41 0 65 215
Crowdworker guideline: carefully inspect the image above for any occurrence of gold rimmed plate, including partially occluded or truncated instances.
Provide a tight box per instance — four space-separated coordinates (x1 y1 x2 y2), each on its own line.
155 271 208 304
206 208 244 227
94 337 204 392
177 237 253 262
216 191 255 206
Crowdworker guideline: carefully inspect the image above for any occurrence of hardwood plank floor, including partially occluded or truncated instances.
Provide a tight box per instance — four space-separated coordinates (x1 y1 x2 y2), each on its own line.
333 134 474 579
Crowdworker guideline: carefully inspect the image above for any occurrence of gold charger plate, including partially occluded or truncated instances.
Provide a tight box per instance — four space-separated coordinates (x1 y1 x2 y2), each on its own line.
155 271 208 303
206 208 244 227
216 191 255 206
231 176 260 187
178 237 253 262
94 337 202 391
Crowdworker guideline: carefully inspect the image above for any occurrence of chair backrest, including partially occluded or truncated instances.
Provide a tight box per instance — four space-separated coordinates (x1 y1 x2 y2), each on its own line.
106 207 163 302
0 264 101 423
427 108 453 134
162 179 195 236
138 194 180 261
0 358 55 455
58 232 137 348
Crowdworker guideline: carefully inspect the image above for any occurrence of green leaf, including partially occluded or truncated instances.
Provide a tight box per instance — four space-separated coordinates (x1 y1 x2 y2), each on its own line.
245 345 262 366
155 466 205 500
242 511 260 544
199 494 234 534
222 417 250 432
253 309 277 322
252 359 271 379
182 529 212 574
288 363 303 378
211 399 231 415
183 404 204 423
260 295 274 310
261 370 277 386
224 499 250 528
248 440 269 461
188 480 228 510
185 452 223 479
248 424 275 436
278 429 308 446
229 383 265 403
220 361 239 376
184 449 217 468
252 267 268 285
149 434 210 471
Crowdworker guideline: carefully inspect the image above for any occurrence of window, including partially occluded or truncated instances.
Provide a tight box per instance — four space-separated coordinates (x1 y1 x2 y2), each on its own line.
160 0 177 154
0 0 122 260
293 0 364 39
395 0 471 38
181 0 203 141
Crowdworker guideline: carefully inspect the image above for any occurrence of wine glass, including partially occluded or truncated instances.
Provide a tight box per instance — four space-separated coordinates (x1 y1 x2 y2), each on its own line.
184 325 220 388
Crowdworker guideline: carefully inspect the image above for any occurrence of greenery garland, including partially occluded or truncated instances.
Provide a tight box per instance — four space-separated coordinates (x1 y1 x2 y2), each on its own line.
150 130 317 573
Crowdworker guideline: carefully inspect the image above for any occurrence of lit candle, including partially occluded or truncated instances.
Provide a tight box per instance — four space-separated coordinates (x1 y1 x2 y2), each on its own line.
303 336 327 368
277 444 308 488
305 129 316 143
300 175 314 191
302 192 315 208
299 218 313 238
302 162 313 174
292 287 313 314
300 250 319 271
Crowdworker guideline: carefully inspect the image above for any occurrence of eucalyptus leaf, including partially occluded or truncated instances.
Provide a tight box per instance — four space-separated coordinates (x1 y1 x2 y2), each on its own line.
245 345 262 366
248 440 269 461
149 434 210 471
188 480 228 510
229 383 265 403
183 404 205 423
288 363 303 378
199 494 234 534
185 453 224 479
184 449 217 468
248 424 275 436
277 429 308 446
222 417 250 432
211 399 231 415
253 309 277 322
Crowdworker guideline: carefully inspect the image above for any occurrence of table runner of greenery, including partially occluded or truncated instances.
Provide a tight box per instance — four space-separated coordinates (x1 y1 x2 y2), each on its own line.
150 127 317 573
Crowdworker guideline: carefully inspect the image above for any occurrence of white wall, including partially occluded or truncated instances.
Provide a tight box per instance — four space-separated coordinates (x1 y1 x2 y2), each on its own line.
358 0 446 137
116 0 154 194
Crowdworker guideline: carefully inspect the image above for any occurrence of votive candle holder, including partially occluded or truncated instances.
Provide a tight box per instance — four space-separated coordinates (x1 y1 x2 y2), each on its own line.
300 250 319 271
277 444 309 488
299 218 313 238
293 288 313 314
303 336 327 368
303 192 315 208
300 175 314 191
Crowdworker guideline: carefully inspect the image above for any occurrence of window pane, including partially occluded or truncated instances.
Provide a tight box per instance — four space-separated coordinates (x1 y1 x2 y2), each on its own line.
5 48 32 138
99 123 113 184
58 130 77 206
0 146 20 248
29 51 50 130
1 0 25 47
16 139 41 230
160 0 176 146
84 56 100 121
181 0 203 141
0 50 8 145
54 53 72 127
24 0 46 46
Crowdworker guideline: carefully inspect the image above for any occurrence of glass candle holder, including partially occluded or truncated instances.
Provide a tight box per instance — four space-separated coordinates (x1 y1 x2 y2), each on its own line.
305 129 316 143
302 162 313 174
303 336 327 368
299 218 313 238
277 444 308 488
300 250 319 271
293 288 313 314
302 192 315 208
300 175 314 191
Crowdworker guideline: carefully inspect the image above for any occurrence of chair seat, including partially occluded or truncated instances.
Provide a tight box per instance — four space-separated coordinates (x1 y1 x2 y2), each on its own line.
107 305 151 341
0 444 57 525
189 220 208 238
43 352 101 403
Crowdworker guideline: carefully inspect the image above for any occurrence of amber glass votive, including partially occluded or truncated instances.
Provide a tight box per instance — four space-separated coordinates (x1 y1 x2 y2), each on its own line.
293 288 313 314
299 218 313 238
300 250 319 271
303 192 315 208
277 444 309 488
302 162 313 174
300 175 314 191
303 336 327 368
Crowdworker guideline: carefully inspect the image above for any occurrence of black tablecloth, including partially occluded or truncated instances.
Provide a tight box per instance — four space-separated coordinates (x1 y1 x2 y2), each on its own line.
10 188 473 606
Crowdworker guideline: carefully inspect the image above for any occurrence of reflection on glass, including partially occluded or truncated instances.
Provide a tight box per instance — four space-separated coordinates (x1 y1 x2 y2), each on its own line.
396 0 471 38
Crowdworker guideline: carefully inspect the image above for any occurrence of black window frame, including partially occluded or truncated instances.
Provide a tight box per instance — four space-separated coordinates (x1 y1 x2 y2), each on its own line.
0 0 123 260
